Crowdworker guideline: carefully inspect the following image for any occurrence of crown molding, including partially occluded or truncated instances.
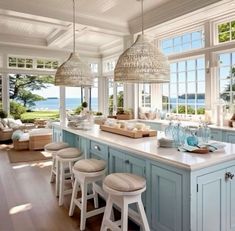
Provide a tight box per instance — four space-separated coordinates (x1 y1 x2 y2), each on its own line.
128 0 222 34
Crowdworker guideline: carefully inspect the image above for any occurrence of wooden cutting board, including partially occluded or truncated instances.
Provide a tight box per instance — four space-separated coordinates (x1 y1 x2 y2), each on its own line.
100 125 157 138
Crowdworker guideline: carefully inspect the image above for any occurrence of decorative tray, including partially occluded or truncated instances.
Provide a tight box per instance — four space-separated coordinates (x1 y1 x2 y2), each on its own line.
100 125 157 138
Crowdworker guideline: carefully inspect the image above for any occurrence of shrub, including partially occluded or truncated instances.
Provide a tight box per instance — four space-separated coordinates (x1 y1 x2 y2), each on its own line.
0 110 8 118
82 101 88 108
74 106 83 115
10 100 27 119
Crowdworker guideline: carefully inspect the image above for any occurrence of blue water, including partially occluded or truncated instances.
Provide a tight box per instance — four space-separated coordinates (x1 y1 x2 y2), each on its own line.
33 98 98 111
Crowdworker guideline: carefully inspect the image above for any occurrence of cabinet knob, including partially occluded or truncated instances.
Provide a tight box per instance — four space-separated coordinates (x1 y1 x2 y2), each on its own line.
225 172 234 180
125 160 130 164
94 145 100 151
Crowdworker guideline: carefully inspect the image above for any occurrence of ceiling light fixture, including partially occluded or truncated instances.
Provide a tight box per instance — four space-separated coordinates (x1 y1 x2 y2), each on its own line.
114 0 170 83
54 0 93 87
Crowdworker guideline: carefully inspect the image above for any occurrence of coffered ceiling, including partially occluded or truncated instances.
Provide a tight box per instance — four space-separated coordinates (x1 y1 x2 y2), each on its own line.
0 0 233 57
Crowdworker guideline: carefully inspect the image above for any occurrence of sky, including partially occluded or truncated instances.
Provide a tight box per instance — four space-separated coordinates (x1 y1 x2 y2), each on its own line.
32 84 98 98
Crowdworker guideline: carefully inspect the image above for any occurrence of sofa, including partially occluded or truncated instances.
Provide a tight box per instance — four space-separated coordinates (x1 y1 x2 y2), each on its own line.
0 118 35 141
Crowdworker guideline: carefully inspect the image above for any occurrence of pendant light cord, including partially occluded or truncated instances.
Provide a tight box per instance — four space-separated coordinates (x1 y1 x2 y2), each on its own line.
141 0 144 35
73 0 76 53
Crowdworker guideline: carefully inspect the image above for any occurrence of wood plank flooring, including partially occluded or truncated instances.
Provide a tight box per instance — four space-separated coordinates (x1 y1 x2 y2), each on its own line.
0 146 139 231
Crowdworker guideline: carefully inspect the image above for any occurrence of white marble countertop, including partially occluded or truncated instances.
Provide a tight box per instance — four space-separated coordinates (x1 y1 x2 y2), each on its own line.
55 123 235 171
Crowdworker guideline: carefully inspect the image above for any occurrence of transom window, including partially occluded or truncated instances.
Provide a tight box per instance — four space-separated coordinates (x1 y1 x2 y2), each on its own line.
162 57 205 114
217 19 235 44
8 56 59 70
218 52 235 105
161 30 204 55
36 59 58 69
8 57 33 69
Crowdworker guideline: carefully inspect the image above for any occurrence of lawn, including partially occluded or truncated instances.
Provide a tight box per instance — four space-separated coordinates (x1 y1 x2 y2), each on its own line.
21 110 59 123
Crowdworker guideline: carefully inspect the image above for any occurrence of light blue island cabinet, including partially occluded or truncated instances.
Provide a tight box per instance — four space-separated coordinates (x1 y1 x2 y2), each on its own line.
52 123 235 231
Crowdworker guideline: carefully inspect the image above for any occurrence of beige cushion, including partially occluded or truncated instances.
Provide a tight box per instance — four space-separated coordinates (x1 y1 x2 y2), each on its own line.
57 147 82 159
74 159 106 172
104 173 146 192
44 142 69 151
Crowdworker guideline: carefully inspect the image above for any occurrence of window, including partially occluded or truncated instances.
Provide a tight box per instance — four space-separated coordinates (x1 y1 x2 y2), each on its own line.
90 78 98 111
162 57 205 114
90 63 98 73
103 60 116 73
8 57 33 69
217 19 235 44
108 78 123 115
218 52 235 105
161 30 204 55
36 59 58 69
139 84 151 107
8 56 59 70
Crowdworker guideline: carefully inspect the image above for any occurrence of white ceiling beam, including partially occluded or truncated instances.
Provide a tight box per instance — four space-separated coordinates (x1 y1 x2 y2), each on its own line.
47 28 73 48
0 0 129 35
129 0 222 34
0 14 68 29
0 33 47 47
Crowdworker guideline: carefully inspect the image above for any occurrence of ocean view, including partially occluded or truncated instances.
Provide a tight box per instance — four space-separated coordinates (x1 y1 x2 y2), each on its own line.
33 98 98 111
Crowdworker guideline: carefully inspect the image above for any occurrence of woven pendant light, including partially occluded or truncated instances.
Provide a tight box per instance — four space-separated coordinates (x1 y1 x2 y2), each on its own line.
114 0 170 83
54 0 93 87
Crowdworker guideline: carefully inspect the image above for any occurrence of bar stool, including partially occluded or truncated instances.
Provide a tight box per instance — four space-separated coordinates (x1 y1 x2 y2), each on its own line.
56 147 83 206
44 141 70 183
101 173 150 231
69 159 106 231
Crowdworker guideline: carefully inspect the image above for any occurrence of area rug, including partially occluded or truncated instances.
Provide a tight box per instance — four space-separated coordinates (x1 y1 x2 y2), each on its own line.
7 148 52 163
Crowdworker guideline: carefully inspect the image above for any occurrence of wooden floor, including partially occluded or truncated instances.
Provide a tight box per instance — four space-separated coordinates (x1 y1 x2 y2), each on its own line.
0 145 139 231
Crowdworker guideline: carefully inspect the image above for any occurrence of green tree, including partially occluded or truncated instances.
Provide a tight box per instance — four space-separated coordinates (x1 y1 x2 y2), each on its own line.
9 74 54 109
17 90 45 108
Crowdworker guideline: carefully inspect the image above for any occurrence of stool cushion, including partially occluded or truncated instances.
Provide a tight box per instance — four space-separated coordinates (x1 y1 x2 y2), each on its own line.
74 159 106 172
44 142 69 151
57 147 82 158
104 173 146 192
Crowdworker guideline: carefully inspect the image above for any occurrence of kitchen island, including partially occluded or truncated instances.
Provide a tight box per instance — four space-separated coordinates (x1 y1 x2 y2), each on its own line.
52 123 235 231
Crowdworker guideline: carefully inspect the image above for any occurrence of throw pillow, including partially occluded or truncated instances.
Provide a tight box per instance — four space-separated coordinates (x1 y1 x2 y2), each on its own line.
12 130 24 140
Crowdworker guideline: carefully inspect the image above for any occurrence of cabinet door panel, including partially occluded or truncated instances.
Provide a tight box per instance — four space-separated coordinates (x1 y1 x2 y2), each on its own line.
210 130 222 141
126 155 146 177
227 166 235 231
197 170 226 231
109 149 125 173
151 165 182 231
52 127 62 142
224 132 235 144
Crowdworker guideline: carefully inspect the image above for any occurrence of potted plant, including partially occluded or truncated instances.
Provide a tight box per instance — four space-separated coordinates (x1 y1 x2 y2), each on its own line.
116 108 133 120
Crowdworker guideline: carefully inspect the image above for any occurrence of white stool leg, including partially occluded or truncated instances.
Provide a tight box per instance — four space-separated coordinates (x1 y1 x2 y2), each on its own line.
69 179 79 216
121 198 129 231
55 158 59 197
101 195 113 231
59 161 65 206
80 180 88 231
92 182 99 209
137 197 150 231
50 156 55 183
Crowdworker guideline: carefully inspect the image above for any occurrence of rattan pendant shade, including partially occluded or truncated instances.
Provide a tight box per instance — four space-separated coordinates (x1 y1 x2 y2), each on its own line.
54 0 93 87
114 0 170 83
55 52 93 87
